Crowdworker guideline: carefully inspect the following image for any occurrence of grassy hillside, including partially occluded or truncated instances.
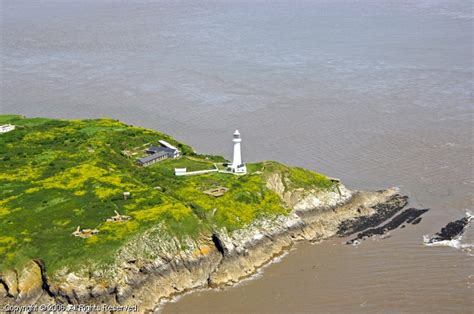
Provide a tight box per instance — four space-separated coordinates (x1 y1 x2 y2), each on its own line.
0 115 333 274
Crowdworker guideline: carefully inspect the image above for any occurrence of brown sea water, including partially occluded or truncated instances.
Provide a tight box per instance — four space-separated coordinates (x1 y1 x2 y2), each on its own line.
1 1 473 312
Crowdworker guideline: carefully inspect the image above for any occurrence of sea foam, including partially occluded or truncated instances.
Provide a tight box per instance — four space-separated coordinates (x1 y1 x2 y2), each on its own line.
423 211 473 253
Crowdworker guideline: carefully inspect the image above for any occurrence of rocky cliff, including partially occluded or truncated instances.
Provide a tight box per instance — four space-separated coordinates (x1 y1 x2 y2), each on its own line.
0 174 408 313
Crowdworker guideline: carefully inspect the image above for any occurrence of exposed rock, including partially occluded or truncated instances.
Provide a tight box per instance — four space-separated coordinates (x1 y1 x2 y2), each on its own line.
346 208 429 244
265 173 352 210
265 173 286 200
337 190 408 236
2 269 19 298
424 213 472 244
212 231 235 257
265 173 305 208
293 184 352 212
208 185 396 287
17 260 43 300
0 282 7 298
1 183 421 312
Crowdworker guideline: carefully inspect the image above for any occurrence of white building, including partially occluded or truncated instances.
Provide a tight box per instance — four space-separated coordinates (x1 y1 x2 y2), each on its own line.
0 124 15 134
174 168 187 176
159 140 180 157
228 130 246 174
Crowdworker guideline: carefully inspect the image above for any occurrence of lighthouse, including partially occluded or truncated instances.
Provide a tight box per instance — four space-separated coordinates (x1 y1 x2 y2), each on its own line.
229 130 246 174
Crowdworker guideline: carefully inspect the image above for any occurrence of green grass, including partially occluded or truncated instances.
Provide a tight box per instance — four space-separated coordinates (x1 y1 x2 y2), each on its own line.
0 115 23 124
0 115 334 276
150 157 215 175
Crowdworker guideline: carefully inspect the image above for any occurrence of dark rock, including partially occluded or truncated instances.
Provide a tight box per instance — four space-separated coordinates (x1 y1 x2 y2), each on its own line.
346 208 429 244
338 194 409 237
426 215 472 243
211 234 226 256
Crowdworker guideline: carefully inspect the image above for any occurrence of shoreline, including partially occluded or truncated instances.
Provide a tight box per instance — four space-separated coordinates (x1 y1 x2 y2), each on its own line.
1 185 411 313
133 187 408 312
155 247 294 313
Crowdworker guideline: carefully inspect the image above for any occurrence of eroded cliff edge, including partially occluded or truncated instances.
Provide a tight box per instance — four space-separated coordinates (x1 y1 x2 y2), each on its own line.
0 174 410 312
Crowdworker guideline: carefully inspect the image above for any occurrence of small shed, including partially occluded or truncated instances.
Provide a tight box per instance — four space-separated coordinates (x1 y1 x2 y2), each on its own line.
175 168 187 176
123 191 131 200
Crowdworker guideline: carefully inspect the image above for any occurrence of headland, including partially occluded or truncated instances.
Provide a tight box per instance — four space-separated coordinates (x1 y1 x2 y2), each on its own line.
0 115 424 312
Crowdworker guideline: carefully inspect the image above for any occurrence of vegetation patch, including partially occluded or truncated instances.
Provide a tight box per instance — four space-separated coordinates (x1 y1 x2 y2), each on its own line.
0 115 334 276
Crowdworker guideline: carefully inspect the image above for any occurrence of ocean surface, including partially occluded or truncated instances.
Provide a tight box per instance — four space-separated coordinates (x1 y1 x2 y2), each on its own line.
1 0 473 312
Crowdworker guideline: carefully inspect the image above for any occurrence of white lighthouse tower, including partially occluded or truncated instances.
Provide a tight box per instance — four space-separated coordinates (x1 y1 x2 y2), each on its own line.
229 130 246 174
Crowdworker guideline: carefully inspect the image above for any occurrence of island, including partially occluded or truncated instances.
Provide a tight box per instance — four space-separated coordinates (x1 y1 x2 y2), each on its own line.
0 115 425 311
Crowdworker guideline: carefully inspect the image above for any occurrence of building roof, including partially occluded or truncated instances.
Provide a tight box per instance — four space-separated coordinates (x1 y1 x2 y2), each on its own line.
147 146 176 154
158 140 178 151
137 151 169 164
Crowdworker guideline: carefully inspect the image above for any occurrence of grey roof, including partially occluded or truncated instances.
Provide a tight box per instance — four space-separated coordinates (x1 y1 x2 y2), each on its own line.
147 146 176 154
137 151 169 164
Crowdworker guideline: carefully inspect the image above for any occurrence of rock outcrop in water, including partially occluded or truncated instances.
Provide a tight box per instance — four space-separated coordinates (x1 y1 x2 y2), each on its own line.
0 180 420 312
344 207 429 245
3 116 421 312
337 193 409 237
424 214 472 245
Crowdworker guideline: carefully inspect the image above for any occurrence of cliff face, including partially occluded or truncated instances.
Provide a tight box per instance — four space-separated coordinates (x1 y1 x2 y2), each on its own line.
0 116 415 312
0 174 405 312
